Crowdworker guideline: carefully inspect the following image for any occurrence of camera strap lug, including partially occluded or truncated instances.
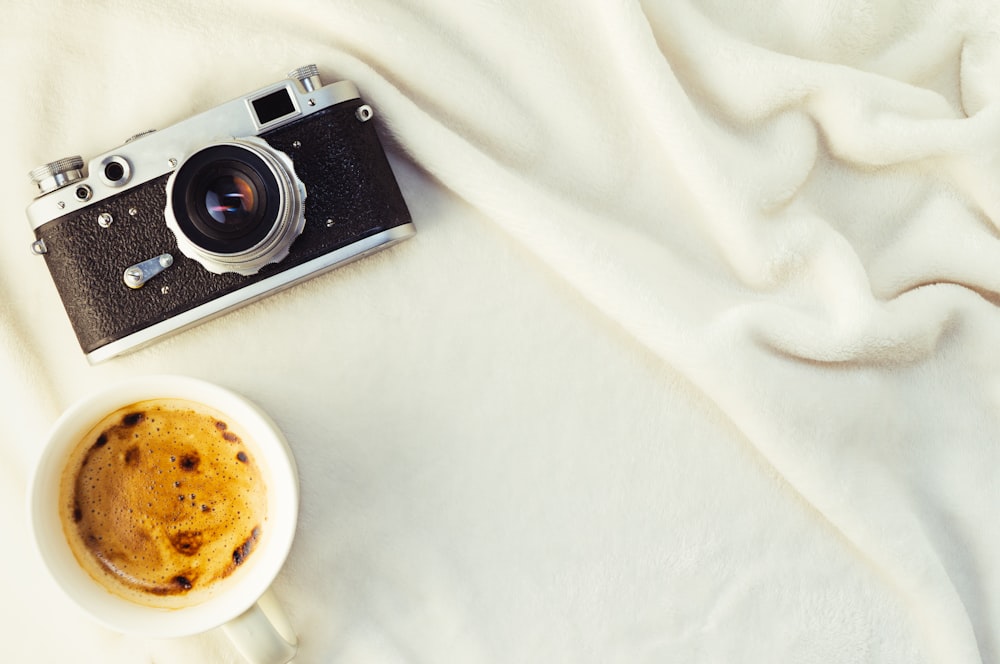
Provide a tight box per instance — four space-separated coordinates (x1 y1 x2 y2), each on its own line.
355 105 374 122
30 239 48 255
124 253 174 289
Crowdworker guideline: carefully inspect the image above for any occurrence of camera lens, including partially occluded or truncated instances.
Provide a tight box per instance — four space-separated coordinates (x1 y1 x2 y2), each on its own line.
204 173 257 225
164 139 306 276
181 158 271 252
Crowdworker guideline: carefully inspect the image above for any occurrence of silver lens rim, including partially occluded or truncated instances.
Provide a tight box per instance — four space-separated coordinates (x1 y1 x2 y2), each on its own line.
164 137 307 276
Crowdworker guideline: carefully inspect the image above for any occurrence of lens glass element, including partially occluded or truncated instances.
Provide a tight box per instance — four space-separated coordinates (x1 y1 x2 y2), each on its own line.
204 173 257 225
170 145 282 255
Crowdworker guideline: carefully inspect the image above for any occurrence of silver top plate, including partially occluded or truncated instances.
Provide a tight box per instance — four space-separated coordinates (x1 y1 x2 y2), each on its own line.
26 75 361 230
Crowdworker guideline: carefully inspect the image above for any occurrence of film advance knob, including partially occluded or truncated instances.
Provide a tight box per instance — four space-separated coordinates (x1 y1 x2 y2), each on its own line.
29 156 85 195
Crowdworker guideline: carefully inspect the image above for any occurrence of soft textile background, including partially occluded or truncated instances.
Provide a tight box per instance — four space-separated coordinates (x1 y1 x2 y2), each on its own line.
2 1 999 662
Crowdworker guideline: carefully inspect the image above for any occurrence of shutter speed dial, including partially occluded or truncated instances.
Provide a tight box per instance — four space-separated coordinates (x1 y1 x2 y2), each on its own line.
29 156 85 195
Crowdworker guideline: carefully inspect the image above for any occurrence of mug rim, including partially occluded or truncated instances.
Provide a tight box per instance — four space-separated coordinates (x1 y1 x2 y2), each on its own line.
28 374 299 638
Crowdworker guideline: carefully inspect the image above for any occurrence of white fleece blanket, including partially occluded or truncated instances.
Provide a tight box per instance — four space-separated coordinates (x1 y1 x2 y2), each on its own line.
2 1 999 662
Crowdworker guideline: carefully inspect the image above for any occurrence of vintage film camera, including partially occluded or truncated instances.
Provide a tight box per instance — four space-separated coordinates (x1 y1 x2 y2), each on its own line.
26 65 415 363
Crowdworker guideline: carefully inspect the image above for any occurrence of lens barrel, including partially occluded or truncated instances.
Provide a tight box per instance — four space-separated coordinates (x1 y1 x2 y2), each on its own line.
165 138 306 276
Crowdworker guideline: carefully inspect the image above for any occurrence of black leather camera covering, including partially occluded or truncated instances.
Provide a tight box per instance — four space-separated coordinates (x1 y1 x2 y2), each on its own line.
35 99 412 354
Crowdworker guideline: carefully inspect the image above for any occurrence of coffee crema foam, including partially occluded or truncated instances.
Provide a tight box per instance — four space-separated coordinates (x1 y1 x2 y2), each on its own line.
59 398 268 609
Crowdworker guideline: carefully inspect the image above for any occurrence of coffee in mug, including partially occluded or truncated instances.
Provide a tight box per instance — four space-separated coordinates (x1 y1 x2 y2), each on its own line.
30 375 299 664
60 398 268 609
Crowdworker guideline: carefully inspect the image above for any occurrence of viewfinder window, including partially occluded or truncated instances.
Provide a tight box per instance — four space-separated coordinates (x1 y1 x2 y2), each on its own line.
252 88 297 125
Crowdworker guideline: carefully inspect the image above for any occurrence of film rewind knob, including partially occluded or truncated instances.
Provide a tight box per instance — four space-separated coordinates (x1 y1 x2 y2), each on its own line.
289 64 321 92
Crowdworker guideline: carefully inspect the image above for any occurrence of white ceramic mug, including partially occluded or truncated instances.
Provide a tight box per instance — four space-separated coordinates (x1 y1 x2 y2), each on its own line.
28 375 299 664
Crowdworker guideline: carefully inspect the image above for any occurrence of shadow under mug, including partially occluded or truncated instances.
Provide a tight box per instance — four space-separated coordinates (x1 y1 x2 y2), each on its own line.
28 375 299 664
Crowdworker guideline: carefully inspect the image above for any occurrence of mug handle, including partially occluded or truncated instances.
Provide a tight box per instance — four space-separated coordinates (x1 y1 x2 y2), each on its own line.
221 589 298 664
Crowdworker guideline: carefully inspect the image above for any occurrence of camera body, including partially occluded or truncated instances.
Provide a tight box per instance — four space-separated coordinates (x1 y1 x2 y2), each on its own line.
26 65 414 363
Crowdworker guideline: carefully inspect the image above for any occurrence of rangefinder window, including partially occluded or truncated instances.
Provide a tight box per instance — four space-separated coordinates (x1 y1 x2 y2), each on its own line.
251 88 297 126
